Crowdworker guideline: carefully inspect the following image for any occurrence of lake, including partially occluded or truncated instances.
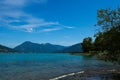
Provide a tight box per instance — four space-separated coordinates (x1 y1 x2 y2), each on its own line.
0 53 117 80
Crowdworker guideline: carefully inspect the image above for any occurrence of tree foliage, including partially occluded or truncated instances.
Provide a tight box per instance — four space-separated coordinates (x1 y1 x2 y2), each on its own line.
102 26 120 61
97 8 120 31
95 8 120 63
82 37 93 52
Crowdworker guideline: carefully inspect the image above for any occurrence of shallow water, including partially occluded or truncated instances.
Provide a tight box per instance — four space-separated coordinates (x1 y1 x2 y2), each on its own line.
0 53 117 80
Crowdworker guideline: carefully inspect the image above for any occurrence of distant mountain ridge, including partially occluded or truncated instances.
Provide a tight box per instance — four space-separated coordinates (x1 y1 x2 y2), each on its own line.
0 44 16 52
0 41 83 53
61 43 83 53
14 41 66 53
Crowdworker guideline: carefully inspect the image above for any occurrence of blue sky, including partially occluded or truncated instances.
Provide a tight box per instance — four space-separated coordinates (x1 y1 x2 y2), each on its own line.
0 0 120 48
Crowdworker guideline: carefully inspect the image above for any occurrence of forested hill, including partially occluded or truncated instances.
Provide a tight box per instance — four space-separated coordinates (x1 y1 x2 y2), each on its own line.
0 41 83 53
14 41 83 53
60 43 83 53
14 41 66 53
0 44 16 52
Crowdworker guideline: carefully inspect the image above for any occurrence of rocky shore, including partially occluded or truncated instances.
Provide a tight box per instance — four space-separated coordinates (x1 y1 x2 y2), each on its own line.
50 67 120 80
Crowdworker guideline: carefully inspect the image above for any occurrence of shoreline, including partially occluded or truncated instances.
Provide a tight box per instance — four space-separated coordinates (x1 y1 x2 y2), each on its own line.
50 68 120 80
49 71 84 80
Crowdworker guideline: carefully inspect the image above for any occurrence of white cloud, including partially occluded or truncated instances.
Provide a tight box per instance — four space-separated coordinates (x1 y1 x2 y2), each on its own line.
3 0 27 7
65 26 75 29
26 27 33 32
40 28 61 32
0 0 75 33
0 0 47 7
9 15 60 32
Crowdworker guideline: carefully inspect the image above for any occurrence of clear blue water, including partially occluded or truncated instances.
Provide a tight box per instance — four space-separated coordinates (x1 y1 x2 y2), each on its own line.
0 53 115 80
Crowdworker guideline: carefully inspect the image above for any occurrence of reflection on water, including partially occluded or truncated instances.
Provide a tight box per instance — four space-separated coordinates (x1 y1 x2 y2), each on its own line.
0 53 118 80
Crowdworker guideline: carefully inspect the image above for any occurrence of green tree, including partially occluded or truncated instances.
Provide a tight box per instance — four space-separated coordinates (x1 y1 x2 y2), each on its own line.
97 8 120 31
94 32 104 52
82 37 93 52
96 8 120 63
102 26 120 62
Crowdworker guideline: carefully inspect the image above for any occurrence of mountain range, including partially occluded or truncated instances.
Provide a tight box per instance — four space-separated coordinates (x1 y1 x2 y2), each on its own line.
61 43 83 53
0 44 16 53
14 41 66 53
0 41 83 53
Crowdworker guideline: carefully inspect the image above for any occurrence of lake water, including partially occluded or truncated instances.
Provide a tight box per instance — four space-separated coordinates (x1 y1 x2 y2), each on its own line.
0 53 117 80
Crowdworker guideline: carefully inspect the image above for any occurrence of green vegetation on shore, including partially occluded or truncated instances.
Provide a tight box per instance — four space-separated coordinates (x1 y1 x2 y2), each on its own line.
82 8 120 64
70 52 94 56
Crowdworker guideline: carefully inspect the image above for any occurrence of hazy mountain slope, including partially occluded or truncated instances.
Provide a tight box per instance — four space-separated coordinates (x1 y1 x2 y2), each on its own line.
0 44 16 52
61 43 83 53
14 41 66 53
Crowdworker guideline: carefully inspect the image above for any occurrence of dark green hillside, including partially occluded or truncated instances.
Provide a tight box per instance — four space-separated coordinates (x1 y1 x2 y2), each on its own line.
0 44 16 52
14 41 66 53
61 43 83 53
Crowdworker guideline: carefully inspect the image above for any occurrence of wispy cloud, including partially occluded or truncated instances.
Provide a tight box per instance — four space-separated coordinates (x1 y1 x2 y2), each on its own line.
61 25 75 29
40 28 61 32
0 0 75 33
0 0 47 7
65 26 75 29
2 0 27 7
10 16 60 32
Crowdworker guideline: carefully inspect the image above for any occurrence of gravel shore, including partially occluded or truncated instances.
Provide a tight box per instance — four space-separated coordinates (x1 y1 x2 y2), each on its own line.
50 67 120 80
